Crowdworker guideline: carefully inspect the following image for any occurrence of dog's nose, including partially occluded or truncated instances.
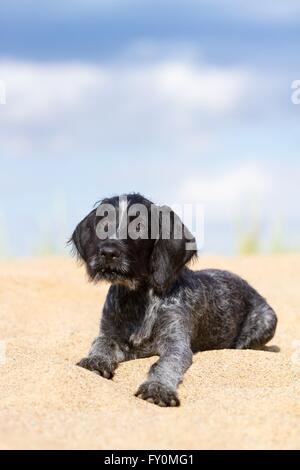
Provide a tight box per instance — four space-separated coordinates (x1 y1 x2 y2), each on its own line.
99 245 120 261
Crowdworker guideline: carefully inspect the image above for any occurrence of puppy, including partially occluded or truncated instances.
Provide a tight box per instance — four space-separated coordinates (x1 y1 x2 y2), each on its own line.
71 193 277 407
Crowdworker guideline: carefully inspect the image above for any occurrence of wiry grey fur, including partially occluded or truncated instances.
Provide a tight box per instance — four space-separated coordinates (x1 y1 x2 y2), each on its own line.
71 194 277 407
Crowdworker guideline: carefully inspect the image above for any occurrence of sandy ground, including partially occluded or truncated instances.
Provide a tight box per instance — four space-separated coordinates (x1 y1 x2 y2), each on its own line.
0 255 300 450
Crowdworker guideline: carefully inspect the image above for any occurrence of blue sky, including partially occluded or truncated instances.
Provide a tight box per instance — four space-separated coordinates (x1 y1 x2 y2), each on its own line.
0 0 300 256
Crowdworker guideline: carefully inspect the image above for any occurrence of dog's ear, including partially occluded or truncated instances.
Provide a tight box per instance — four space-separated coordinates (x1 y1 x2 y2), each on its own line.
69 209 96 262
149 206 197 294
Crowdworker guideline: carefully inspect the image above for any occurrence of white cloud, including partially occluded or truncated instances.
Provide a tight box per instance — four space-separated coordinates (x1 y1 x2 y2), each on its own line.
0 61 107 123
0 59 248 157
179 164 272 218
153 62 245 113
0 80 6 105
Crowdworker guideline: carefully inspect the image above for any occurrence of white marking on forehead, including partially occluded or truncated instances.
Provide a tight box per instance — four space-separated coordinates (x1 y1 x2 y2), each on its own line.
119 196 128 227
110 195 128 239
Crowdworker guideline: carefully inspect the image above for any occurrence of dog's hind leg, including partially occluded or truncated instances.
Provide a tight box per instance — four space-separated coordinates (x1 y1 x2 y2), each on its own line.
234 297 277 350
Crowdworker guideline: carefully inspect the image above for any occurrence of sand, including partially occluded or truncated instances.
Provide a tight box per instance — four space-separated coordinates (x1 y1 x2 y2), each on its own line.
0 255 300 450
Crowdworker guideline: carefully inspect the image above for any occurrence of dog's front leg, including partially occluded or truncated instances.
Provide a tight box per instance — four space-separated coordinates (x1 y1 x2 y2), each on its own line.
77 335 125 379
135 340 192 407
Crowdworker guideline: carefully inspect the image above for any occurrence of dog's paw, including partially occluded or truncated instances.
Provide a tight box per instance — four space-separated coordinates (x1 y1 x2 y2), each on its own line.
135 381 180 407
76 355 116 379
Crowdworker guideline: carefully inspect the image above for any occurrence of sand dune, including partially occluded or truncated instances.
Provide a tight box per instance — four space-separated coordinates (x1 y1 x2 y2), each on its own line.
0 256 299 449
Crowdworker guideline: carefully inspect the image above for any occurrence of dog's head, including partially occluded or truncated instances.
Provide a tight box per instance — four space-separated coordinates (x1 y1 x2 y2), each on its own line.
70 193 197 294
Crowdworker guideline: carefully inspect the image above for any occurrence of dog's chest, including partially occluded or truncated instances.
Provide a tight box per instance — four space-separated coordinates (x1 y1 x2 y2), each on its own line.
128 292 161 349
105 287 161 350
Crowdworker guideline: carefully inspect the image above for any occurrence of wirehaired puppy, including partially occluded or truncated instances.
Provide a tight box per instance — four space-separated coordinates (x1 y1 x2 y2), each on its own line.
70 193 277 407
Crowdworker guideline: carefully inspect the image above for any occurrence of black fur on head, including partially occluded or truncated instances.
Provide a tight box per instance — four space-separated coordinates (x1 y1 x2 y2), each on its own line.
69 193 197 294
